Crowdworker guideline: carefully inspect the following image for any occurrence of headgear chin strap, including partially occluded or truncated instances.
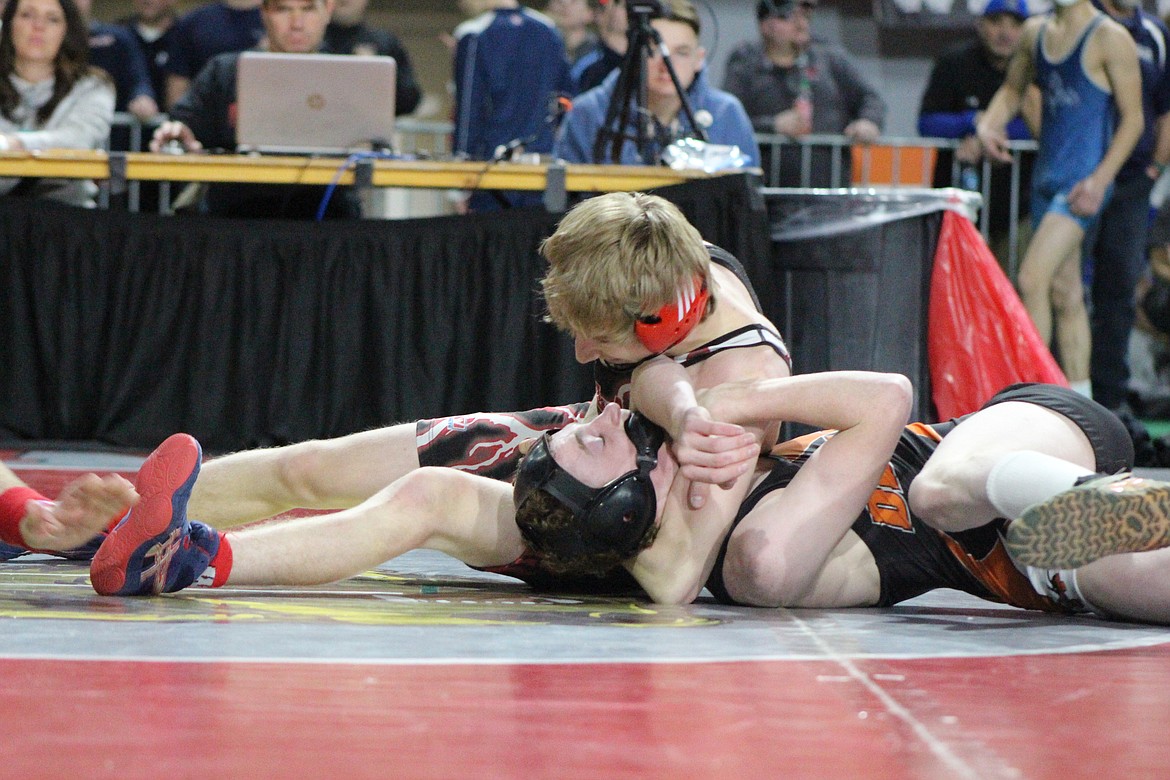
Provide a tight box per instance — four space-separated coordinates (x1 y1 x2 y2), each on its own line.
634 277 710 354
513 413 666 561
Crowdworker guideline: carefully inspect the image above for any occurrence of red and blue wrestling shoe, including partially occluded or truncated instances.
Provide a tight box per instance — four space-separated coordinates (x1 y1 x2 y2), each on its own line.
90 433 219 596
0 542 27 561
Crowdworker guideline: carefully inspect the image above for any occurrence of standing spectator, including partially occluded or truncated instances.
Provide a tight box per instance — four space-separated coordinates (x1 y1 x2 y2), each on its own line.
723 0 885 187
0 0 115 207
918 0 1035 272
164 0 264 108
452 0 571 209
118 0 177 112
978 0 1143 397
555 0 758 167
76 0 158 120
545 0 596 64
323 0 421 115
1083 0 1170 413
570 0 625 94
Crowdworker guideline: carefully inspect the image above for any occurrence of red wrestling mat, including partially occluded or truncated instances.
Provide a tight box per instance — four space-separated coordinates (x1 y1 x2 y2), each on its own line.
4 458 1170 779
3 650 1169 779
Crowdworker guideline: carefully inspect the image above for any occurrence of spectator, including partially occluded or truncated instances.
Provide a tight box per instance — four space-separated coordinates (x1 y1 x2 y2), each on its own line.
978 0 1143 398
74 0 158 121
917 0 1036 271
323 0 421 115
150 0 360 220
0 0 115 207
452 0 571 210
1083 0 1170 413
118 0 178 112
555 0 758 167
723 0 885 187
164 0 264 108
570 0 625 94
545 0 596 64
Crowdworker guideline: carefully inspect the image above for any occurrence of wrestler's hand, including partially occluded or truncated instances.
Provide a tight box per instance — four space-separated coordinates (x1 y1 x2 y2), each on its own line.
955 134 983 165
976 122 1012 164
1068 174 1107 218
19 474 136 552
669 406 760 510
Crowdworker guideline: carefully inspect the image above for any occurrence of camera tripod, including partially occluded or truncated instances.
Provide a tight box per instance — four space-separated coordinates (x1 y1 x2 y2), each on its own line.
591 0 708 165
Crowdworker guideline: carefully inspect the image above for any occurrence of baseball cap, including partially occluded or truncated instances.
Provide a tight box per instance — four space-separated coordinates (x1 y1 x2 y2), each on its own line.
756 0 816 21
982 0 1029 20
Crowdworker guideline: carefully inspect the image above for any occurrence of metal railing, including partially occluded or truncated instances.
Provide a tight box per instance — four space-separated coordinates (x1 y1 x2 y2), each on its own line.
754 132 1037 277
100 115 1036 271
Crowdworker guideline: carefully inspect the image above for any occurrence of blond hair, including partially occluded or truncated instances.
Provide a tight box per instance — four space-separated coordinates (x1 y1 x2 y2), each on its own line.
660 0 700 37
539 192 710 342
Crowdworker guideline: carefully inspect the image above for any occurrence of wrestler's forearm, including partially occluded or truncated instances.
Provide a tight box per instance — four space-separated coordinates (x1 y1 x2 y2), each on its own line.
698 371 913 434
630 355 700 438
1092 110 1144 185
1092 28 1145 184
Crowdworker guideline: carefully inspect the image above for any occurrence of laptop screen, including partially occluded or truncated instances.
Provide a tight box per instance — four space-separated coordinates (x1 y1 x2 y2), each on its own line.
236 51 397 155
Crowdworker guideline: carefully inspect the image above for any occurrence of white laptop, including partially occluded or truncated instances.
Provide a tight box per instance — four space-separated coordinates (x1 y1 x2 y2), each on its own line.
236 51 397 155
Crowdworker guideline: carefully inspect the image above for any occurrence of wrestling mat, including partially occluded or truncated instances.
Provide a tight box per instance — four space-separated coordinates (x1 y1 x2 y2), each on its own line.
2 449 1169 779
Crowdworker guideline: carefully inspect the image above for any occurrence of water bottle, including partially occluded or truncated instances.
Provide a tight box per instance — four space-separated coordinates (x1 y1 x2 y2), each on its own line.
795 53 813 129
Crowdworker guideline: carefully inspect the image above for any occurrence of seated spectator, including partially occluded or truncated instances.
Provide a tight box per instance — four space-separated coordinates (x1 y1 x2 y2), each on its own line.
452 0 571 210
76 0 158 121
150 0 360 220
0 0 115 208
546 0 596 64
723 0 885 187
118 0 178 112
917 0 1035 271
555 0 759 167
570 0 625 94
164 0 264 108
322 0 421 115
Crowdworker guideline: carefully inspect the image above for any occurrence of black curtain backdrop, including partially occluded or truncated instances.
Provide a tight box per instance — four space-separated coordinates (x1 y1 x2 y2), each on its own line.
0 173 769 452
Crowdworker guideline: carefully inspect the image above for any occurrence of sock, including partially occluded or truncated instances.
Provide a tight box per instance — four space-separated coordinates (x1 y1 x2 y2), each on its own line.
0 486 47 548
103 509 131 534
1069 380 1093 398
986 450 1095 519
194 530 233 588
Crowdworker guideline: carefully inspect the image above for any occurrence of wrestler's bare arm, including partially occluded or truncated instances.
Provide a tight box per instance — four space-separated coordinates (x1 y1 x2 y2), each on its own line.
628 371 912 605
632 356 763 489
977 18 1039 163
1071 21 1143 213
631 327 790 508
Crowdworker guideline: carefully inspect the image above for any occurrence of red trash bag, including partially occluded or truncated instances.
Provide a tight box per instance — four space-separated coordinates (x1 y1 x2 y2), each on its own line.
929 209 1068 420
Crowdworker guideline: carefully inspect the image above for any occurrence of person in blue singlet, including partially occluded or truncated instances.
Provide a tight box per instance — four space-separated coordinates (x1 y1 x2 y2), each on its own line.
978 0 1143 398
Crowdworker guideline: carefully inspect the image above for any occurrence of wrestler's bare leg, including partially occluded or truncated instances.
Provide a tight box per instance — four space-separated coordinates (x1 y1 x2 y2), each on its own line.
1016 212 1084 349
908 401 1095 533
187 423 420 528
225 468 522 585
1076 547 1170 625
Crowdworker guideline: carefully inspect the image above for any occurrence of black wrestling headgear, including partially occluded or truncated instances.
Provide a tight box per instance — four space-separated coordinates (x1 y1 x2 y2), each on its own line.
513 412 666 561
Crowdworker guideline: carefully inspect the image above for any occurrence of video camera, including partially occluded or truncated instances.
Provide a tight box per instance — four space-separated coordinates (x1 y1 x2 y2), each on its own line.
626 0 664 17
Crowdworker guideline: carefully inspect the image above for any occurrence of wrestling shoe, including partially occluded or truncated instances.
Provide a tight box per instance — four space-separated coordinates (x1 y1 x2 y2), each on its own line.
90 433 218 596
0 542 28 561
1005 473 1170 570
55 532 109 562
